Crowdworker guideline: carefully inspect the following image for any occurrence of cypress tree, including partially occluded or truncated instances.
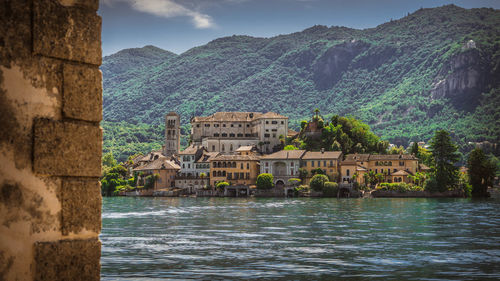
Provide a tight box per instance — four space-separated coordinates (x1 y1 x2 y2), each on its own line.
429 130 460 191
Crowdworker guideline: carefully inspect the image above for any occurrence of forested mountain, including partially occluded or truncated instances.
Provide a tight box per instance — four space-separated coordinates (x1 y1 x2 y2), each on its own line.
102 5 500 162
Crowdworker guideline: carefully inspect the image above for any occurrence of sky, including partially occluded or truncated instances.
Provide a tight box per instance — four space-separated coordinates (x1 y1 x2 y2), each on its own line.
99 0 500 56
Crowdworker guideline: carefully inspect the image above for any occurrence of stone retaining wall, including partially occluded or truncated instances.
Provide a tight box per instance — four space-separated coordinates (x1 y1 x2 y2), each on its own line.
371 189 465 198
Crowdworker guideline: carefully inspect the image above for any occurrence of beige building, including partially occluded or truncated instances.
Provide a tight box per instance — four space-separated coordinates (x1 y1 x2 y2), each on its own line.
260 150 306 187
341 153 420 184
191 112 288 154
133 156 180 190
301 150 343 183
209 151 261 187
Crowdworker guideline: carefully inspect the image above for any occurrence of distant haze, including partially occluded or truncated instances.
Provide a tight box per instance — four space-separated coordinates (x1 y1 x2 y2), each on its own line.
99 0 500 56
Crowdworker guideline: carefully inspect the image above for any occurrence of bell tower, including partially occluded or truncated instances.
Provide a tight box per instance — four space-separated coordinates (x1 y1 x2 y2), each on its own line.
164 112 180 157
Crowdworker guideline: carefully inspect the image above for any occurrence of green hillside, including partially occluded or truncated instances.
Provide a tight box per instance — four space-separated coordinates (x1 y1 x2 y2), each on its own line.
102 5 500 162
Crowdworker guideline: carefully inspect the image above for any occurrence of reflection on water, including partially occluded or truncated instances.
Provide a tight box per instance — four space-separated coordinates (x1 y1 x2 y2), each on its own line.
101 197 500 280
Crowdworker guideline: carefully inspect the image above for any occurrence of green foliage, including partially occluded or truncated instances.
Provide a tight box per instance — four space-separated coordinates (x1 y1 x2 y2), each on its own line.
310 174 329 191
323 181 339 197
288 178 301 186
256 173 274 190
102 152 117 167
298 168 308 180
216 181 229 190
102 7 500 159
467 148 497 197
310 168 325 176
284 145 298 150
100 164 128 196
377 182 424 192
429 130 460 191
144 174 159 189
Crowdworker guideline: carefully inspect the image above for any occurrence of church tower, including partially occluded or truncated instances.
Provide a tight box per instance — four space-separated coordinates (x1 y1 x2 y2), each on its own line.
164 112 180 157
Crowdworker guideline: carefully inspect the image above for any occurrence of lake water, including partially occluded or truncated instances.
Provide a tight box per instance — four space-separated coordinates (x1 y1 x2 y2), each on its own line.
101 197 500 280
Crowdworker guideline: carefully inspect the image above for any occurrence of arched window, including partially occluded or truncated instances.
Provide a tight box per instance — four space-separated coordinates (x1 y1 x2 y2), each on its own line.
222 144 225 151
233 162 236 168
346 169 350 176
223 162 227 168
222 171 226 177
217 171 221 177
230 144 233 151
213 171 216 177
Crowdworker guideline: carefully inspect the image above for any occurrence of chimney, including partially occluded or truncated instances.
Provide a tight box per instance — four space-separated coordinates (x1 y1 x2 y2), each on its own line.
321 148 325 153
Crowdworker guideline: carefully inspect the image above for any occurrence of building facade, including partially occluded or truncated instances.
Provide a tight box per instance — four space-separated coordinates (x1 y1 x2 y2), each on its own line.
301 150 343 183
209 153 260 187
260 150 306 187
164 112 180 157
191 112 288 154
133 156 180 189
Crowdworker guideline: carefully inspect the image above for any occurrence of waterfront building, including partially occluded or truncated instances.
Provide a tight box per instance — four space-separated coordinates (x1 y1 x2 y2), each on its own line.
260 150 306 188
301 150 343 183
209 150 260 187
191 112 288 154
341 153 420 184
133 156 180 189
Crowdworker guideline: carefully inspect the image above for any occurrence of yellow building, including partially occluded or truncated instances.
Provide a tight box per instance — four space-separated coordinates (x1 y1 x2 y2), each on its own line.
301 150 343 183
341 153 420 184
209 152 260 187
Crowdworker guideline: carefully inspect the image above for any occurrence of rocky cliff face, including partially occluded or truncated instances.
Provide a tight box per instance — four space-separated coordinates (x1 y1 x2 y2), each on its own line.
430 42 486 110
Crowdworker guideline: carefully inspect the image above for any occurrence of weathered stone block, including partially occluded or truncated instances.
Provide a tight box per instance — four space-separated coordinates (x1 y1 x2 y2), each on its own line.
34 239 101 281
33 119 102 177
61 178 101 235
57 0 99 11
33 0 102 65
63 64 102 121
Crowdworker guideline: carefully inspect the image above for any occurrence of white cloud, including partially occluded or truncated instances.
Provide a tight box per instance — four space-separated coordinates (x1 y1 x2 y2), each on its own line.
104 0 215 29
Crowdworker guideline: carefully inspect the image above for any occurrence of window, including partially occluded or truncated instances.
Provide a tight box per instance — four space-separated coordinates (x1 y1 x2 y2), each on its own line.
182 164 185 168
240 173 244 179
229 133 235 137
222 133 227 137
235 173 239 180
329 160 333 167
188 164 190 169
291 162 294 167
237 133 243 137
266 129 269 132
214 133 219 137
323 161 327 167
317 161 321 167
291 169 294 176
266 121 269 124
230 144 233 151
231 124 234 127
246 173 250 179
311 161 314 167
212 145 215 151
239 124 242 127
222 171 226 177
399 161 404 166
265 162 269 167
227 173 232 180
245 134 251 137
272 134 276 138
271 121 278 124
264 134 270 138
393 169 397 173
375 169 378 173
232 162 236 168
196 124 200 128
222 144 225 151
214 124 219 127
347 169 350 176
205 124 210 127
247 163 249 169
246 124 249 127
281 121 284 124
241 163 243 169
271 129 277 132
223 124 226 127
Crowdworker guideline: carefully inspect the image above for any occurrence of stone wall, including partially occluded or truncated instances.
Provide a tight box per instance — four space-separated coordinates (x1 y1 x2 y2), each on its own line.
0 0 102 280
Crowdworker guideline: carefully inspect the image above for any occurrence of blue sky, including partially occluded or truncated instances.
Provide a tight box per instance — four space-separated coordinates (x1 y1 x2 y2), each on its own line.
99 0 500 56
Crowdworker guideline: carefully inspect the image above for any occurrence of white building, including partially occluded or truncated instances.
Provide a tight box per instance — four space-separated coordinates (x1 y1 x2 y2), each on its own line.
260 150 306 188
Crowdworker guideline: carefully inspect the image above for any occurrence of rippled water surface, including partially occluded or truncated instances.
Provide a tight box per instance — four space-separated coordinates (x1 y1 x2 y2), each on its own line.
101 197 500 280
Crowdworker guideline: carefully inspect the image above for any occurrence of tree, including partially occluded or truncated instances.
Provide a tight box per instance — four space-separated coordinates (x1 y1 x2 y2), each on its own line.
102 152 117 167
300 120 308 131
429 130 460 191
311 168 325 176
310 174 329 192
288 178 301 187
256 173 274 190
323 182 339 197
410 142 419 156
467 148 496 197
284 145 298 150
